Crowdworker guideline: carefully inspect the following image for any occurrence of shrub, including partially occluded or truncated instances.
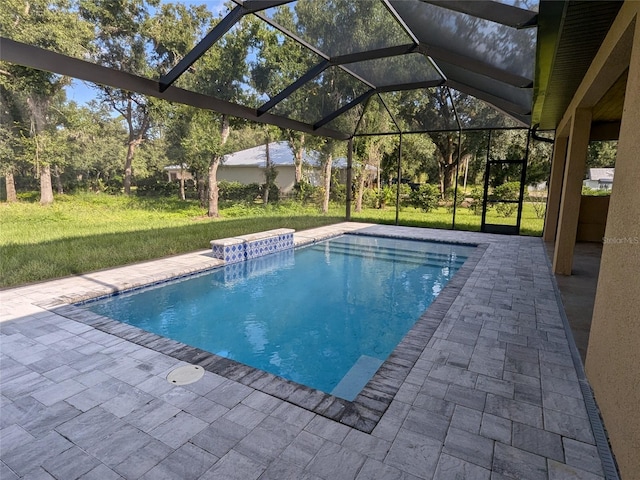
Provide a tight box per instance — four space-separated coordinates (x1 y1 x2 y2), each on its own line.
468 186 485 215
330 183 346 203
398 183 413 207
527 194 547 219
409 183 440 212
581 186 611 196
362 187 379 208
378 186 396 209
136 178 179 197
443 187 465 213
218 181 260 202
494 182 521 217
293 180 318 203
261 183 280 202
444 186 457 201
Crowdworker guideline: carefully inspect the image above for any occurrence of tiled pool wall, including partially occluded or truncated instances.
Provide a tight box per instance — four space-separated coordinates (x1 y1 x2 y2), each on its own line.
49 234 486 433
211 229 295 263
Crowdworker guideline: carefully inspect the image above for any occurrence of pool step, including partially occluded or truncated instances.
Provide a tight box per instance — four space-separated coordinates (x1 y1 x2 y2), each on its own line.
327 238 468 263
309 243 467 268
331 355 384 401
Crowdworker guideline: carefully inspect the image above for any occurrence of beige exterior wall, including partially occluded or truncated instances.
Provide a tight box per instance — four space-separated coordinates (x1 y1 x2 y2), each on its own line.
543 136 568 242
546 3 640 476
576 195 610 242
586 8 640 479
553 109 592 275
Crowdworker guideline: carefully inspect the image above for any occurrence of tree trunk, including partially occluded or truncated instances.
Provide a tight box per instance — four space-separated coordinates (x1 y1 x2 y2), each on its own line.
26 96 54 205
294 141 304 184
5 172 17 202
207 115 230 217
437 153 457 198
220 115 230 145
197 174 207 208
40 164 54 205
208 156 220 218
355 170 365 212
263 141 270 206
123 139 136 195
179 175 185 201
54 165 64 194
322 154 332 214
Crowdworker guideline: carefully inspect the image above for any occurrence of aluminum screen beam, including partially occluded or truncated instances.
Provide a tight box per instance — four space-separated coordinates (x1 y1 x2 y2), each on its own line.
241 0 295 13
313 90 375 130
159 5 245 92
376 80 445 93
160 1 296 92
447 79 531 125
419 44 533 88
0 38 349 140
422 1 538 29
314 79 445 131
257 60 330 116
258 45 422 116
331 44 418 66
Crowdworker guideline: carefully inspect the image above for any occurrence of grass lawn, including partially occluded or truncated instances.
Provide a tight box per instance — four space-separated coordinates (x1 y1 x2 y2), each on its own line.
0 193 543 288
0 194 344 287
352 203 545 236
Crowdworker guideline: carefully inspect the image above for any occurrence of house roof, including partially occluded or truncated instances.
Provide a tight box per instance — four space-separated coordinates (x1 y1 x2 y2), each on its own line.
223 141 318 167
224 141 354 169
589 168 615 181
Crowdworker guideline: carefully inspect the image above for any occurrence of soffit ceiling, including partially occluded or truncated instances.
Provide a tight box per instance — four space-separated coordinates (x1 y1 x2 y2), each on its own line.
532 0 623 129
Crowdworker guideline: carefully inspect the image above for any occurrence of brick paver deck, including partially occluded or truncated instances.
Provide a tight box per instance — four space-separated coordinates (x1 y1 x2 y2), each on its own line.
0 223 615 479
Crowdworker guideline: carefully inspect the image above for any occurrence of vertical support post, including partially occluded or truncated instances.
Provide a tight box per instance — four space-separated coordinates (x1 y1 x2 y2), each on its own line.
395 133 403 226
553 108 592 275
543 136 569 242
346 138 353 221
516 130 531 233
452 130 462 229
481 130 492 231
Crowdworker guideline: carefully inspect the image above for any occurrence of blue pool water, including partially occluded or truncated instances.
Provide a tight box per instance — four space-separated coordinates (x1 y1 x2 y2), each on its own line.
83 234 475 400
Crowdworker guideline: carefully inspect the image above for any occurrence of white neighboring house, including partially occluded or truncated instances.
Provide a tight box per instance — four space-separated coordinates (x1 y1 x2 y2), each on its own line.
164 141 356 194
583 168 614 190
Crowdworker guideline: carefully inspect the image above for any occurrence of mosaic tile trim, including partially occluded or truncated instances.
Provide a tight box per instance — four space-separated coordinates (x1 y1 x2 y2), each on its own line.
210 229 295 263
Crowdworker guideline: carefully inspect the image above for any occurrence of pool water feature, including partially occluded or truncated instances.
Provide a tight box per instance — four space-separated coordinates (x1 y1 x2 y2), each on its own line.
82 234 475 400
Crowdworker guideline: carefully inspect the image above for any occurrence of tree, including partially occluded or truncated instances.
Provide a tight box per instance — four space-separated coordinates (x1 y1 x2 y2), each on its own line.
79 0 169 195
164 12 259 215
66 101 128 192
587 141 617 170
285 130 306 185
0 122 18 202
0 88 26 202
0 0 92 204
180 109 222 216
393 88 459 196
317 139 343 214
393 88 520 197
261 125 281 205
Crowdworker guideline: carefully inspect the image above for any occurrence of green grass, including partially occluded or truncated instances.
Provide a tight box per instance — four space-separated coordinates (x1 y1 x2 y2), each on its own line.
0 193 544 288
0 193 344 287
351 203 544 236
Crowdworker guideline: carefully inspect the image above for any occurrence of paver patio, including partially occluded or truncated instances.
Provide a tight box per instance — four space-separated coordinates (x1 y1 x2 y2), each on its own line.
0 223 615 479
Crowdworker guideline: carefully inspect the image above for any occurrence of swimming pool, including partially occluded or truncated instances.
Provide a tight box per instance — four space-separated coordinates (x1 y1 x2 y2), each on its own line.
81 234 475 400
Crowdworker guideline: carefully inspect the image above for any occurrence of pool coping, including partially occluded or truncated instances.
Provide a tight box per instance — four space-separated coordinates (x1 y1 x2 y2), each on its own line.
39 232 488 434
